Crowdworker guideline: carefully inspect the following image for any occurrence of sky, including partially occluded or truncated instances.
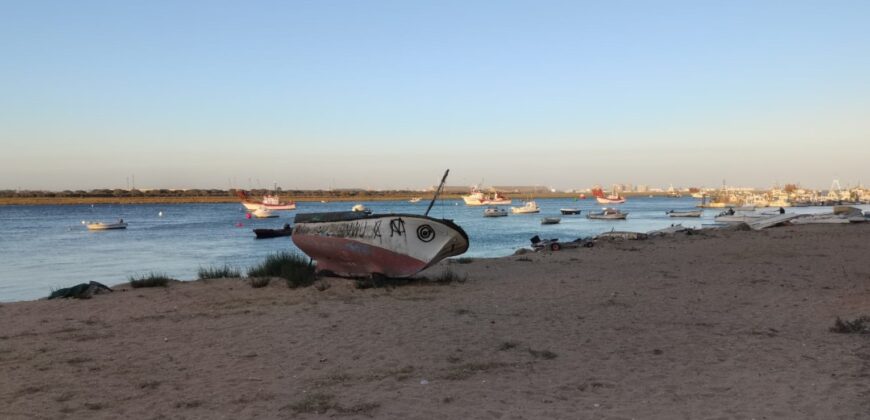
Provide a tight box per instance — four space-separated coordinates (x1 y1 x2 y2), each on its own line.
1 0 869 191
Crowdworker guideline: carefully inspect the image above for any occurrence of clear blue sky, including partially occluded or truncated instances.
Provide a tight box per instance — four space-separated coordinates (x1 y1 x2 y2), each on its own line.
1 0 868 190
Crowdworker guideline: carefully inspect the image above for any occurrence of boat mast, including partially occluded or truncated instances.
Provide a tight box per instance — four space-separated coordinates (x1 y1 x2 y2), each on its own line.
425 169 450 217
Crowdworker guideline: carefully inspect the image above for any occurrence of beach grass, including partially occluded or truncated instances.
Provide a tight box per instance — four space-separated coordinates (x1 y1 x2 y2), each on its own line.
830 316 870 334
454 257 473 264
129 273 174 288
197 264 241 280
432 267 467 284
247 252 316 288
249 277 271 288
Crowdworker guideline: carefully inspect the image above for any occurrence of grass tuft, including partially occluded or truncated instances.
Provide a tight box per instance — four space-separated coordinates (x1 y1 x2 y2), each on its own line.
454 257 473 264
432 267 467 284
129 273 173 288
247 252 316 288
830 316 870 334
249 277 271 288
197 264 241 280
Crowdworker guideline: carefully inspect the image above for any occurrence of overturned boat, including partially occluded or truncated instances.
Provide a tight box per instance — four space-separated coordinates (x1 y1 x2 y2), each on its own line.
291 170 469 278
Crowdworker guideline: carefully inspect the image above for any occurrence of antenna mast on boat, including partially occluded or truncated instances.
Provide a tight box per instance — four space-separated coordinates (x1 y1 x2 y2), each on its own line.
425 169 450 217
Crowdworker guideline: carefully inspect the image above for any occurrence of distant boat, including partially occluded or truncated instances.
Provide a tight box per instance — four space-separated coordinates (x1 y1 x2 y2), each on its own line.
462 186 512 206
579 193 587 199
409 197 422 203
560 208 582 215
291 169 469 278
591 187 626 204
483 206 508 217
86 220 128 230
587 208 628 220
238 190 296 211
666 209 702 217
352 204 372 214
541 217 561 225
511 201 540 214
254 224 293 239
252 208 278 218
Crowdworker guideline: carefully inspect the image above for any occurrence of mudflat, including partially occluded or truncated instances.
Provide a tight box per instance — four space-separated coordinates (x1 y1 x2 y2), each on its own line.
1 224 868 419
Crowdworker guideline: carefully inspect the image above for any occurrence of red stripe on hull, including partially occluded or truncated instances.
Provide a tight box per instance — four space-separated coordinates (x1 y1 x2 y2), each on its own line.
292 234 428 278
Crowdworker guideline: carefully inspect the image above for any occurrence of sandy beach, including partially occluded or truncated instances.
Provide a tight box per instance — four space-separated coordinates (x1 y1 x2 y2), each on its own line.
1 223 868 419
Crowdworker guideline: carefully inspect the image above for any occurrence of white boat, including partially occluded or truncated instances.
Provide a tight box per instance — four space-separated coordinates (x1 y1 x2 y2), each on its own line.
591 187 626 204
462 187 512 206
86 220 128 230
746 214 800 230
666 209 702 217
409 197 422 203
511 201 540 214
789 213 852 225
713 209 763 224
252 208 278 218
541 217 561 225
352 204 372 214
483 206 508 217
587 208 628 220
291 170 469 278
239 191 297 211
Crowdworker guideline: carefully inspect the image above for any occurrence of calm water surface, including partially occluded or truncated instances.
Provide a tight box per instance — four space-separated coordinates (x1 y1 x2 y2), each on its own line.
0 198 861 302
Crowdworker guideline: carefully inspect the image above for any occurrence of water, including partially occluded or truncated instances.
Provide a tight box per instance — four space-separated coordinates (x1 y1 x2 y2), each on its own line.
0 198 862 302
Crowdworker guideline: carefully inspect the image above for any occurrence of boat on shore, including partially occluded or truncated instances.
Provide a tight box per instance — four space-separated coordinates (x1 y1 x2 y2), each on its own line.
666 209 702 217
483 206 508 217
238 191 296 211
511 201 540 214
292 170 469 278
86 220 128 230
587 208 628 220
254 224 293 239
541 217 561 225
560 208 582 215
462 187 512 206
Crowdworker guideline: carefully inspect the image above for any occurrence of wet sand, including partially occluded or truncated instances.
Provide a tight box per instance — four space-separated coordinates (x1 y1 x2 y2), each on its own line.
1 224 868 419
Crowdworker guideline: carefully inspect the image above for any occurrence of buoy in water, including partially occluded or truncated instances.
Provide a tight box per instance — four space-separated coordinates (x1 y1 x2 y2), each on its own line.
158 211 163 217
245 213 252 219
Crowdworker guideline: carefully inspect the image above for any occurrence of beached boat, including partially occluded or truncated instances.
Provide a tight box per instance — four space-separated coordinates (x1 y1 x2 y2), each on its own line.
462 187 512 206
483 206 508 217
238 191 296 211
541 217 561 225
587 208 628 220
253 224 293 239
252 208 278 218
591 187 626 204
511 201 540 214
86 220 128 230
291 170 469 278
666 209 702 217
560 208 582 215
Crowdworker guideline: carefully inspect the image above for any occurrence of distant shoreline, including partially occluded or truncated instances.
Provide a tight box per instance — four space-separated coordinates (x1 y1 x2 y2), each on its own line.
0 192 685 206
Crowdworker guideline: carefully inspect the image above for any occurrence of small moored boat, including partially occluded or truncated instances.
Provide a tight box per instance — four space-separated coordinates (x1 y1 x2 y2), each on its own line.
483 206 508 217
86 220 128 230
666 209 702 217
560 208 582 215
352 204 372 214
254 224 293 239
238 191 296 211
541 217 561 225
511 201 540 214
252 208 278 218
587 208 628 220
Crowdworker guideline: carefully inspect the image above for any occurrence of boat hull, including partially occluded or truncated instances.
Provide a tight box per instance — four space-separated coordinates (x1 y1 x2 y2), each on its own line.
242 202 297 211
253 228 293 239
87 223 127 230
595 197 626 204
292 212 469 278
560 209 581 215
667 210 702 217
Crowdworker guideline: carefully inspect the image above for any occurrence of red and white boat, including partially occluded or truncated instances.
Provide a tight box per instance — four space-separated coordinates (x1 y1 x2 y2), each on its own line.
291 170 469 278
238 191 297 211
591 187 626 204
461 187 512 206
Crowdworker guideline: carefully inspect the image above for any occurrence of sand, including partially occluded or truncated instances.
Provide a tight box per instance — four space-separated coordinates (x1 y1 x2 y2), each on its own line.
1 224 868 419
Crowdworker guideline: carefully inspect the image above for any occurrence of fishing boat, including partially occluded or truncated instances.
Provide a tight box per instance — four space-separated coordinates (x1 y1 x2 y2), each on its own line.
238 191 296 211
253 224 293 239
541 217 561 225
587 208 628 220
252 207 278 218
511 201 540 214
462 186 512 206
666 209 702 217
86 220 128 230
591 187 626 204
483 206 508 217
560 208 582 215
291 170 469 278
